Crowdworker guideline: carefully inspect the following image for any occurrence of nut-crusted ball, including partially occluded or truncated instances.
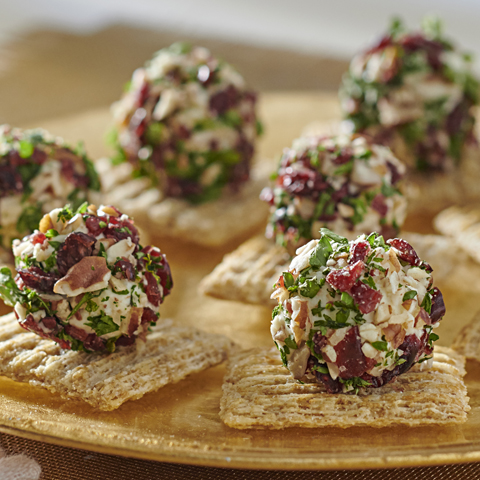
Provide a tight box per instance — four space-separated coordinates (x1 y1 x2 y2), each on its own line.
270 229 444 393
110 43 262 204
0 125 100 259
1 204 172 353
261 133 406 254
339 17 479 172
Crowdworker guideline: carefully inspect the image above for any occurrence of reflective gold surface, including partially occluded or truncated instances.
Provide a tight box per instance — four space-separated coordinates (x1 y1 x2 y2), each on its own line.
1 93 479 470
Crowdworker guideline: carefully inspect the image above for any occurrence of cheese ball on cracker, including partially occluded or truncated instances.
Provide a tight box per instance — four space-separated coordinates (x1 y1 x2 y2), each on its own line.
270 229 444 393
261 134 406 254
1 204 172 353
340 17 479 172
0 125 100 260
110 43 262 204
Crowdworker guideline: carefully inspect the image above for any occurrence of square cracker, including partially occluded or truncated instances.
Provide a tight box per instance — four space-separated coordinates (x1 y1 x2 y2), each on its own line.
0 312 233 411
200 232 469 306
452 311 480 360
220 346 469 429
96 158 271 247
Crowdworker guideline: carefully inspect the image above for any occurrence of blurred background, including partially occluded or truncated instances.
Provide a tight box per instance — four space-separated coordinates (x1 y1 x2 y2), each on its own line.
0 0 480 125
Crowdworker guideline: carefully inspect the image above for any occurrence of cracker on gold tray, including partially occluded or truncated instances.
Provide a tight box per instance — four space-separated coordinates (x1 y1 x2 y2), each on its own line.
452 310 480 360
220 346 469 429
435 205 480 265
0 312 233 411
200 232 468 306
96 158 271 248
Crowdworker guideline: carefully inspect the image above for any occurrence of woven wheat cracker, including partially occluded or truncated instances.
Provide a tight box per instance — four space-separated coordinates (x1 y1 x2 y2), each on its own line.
452 311 480 360
220 346 469 429
200 232 466 306
0 312 233 411
435 205 480 265
96 158 271 247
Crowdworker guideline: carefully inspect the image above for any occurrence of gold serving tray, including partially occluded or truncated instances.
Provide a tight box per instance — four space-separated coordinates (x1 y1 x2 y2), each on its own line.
1 93 479 470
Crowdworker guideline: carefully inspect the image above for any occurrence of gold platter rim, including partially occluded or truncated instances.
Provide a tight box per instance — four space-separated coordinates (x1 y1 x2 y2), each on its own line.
1 423 479 471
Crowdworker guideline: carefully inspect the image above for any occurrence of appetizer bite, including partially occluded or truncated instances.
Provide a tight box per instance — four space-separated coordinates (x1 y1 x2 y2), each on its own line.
0 203 233 410
339 17 479 173
0 125 100 262
271 229 444 393
261 133 406 254
110 42 261 204
100 43 269 246
2 203 172 353
201 133 409 305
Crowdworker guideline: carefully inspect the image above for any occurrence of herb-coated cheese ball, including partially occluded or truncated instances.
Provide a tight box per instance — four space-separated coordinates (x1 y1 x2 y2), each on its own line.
340 18 479 172
110 43 262 204
271 229 444 393
0 204 172 353
0 125 100 259
261 134 406 254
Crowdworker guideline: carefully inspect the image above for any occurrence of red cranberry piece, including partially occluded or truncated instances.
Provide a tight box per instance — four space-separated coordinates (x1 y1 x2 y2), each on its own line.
332 326 376 378
64 324 89 342
349 241 370 264
0 165 23 197
387 238 422 267
31 232 47 245
85 215 107 236
380 224 398 241
350 281 383 314
330 146 353 165
430 287 445 323
17 267 59 293
144 271 161 307
41 317 57 330
83 334 105 352
209 85 238 115
371 193 388 216
56 232 96 276
116 335 136 347
141 307 158 325
326 260 364 292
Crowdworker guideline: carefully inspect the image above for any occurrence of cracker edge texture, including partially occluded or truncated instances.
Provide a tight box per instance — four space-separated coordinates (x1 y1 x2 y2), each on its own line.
220 346 469 429
0 313 234 411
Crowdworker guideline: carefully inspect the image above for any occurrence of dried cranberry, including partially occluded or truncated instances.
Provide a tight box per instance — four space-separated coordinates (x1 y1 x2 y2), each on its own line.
401 34 443 71
387 238 422 267
371 194 388 216
446 100 469 135
141 307 158 325
41 317 57 330
83 334 105 352
64 324 89 342
31 232 47 245
349 241 370 264
380 224 398 241
136 81 150 107
114 259 136 281
387 161 403 185
0 165 23 197
85 215 107 236
430 287 445 323
104 219 140 244
326 260 364 292
20 314 70 349
144 271 161 306
17 267 59 293
116 335 136 347
331 146 353 165
308 357 342 394
332 326 376 378
56 232 96 276
351 281 383 314
209 85 239 115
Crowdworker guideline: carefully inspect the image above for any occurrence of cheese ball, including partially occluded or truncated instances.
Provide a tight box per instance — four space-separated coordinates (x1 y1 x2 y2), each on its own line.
0 125 100 259
1 204 172 353
339 18 479 172
270 229 444 393
260 134 407 254
110 43 262 204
